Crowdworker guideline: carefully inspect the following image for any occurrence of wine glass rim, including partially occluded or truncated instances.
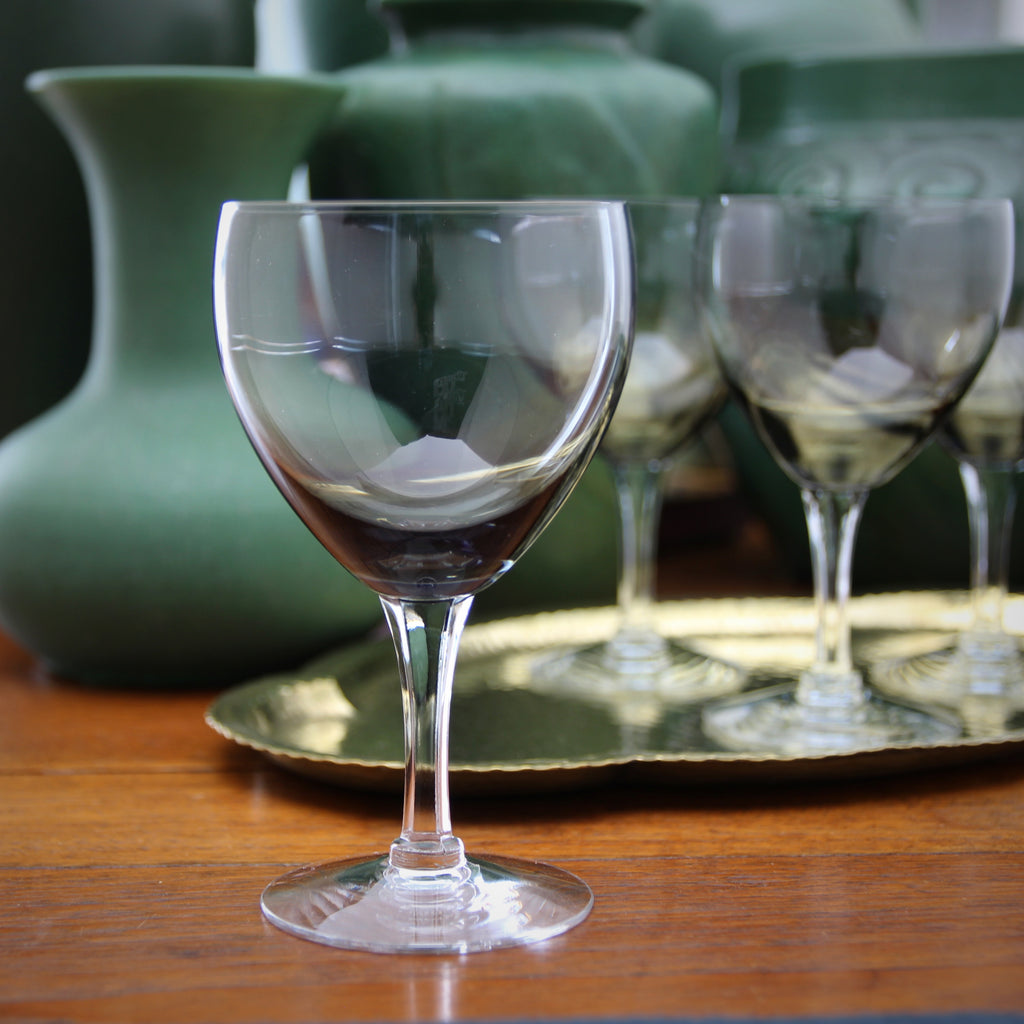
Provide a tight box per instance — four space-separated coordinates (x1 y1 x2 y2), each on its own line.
709 193 1013 213
220 199 629 216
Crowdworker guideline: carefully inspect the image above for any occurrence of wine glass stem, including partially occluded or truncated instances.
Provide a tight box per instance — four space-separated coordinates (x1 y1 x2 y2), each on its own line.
613 459 665 638
378 594 474 876
799 487 867 706
960 460 1018 636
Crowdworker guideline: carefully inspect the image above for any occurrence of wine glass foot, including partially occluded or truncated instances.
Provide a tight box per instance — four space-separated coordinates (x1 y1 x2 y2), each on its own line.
533 633 745 705
873 634 1024 704
261 853 593 954
871 634 1024 734
702 682 962 755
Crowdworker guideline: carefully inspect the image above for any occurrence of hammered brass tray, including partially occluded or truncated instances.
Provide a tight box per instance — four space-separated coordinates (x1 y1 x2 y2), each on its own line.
206 593 1024 794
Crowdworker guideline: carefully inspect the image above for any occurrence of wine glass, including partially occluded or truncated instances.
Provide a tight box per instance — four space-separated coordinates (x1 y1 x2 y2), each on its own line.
873 316 1024 728
534 199 744 713
213 200 633 953
697 194 1014 754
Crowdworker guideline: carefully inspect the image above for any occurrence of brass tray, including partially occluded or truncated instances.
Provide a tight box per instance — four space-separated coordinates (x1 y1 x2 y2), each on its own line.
206 593 1024 794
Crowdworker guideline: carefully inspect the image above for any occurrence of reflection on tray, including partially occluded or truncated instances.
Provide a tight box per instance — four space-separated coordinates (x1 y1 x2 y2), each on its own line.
207 594 1024 794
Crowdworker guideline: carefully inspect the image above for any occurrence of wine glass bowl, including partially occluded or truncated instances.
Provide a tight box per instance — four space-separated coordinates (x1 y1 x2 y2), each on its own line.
533 199 745 713
214 200 633 952
698 195 1014 754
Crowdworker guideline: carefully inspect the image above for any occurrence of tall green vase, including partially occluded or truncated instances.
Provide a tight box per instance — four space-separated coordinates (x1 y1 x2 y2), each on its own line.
308 0 721 616
0 68 379 687
0 0 256 442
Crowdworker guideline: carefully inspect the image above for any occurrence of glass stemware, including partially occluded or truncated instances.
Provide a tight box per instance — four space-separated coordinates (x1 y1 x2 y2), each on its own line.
534 199 745 714
873 318 1024 727
697 194 1014 754
213 200 633 953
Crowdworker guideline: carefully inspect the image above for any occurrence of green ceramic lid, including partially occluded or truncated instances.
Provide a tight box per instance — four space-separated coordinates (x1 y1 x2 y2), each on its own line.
381 0 647 33
726 46 1024 141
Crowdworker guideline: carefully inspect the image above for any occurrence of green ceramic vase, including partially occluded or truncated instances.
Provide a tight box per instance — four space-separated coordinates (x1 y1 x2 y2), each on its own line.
0 0 255 442
630 0 922 92
0 68 380 687
308 0 721 616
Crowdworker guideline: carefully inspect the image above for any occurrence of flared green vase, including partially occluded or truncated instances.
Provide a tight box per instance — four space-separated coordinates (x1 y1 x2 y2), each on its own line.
0 67 379 686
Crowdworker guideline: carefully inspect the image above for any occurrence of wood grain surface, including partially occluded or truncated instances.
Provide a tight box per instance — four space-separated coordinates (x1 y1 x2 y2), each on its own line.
2 523 1023 1024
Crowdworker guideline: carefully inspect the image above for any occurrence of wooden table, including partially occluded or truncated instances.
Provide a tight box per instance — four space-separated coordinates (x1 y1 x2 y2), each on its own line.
2 520 1023 1023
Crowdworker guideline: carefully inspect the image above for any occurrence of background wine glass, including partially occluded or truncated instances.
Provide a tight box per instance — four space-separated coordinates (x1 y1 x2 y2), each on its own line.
697 194 1014 754
534 199 745 719
214 200 633 953
873 316 1024 728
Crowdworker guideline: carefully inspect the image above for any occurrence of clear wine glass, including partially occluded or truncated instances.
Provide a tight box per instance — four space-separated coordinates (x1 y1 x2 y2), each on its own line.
697 194 1014 754
213 200 633 953
535 199 744 712
873 318 1024 727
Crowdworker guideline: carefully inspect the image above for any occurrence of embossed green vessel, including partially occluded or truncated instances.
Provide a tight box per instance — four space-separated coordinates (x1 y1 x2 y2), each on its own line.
308 0 721 614
0 68 380 686
630 0 922 92
310 0 720 201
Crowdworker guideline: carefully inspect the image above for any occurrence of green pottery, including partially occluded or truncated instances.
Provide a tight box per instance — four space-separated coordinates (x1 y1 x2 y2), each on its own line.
720 46 1024 588
630 0 922 93
0 68 380 687
308 0 720 616
0 0 255 441
310 0 720 202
